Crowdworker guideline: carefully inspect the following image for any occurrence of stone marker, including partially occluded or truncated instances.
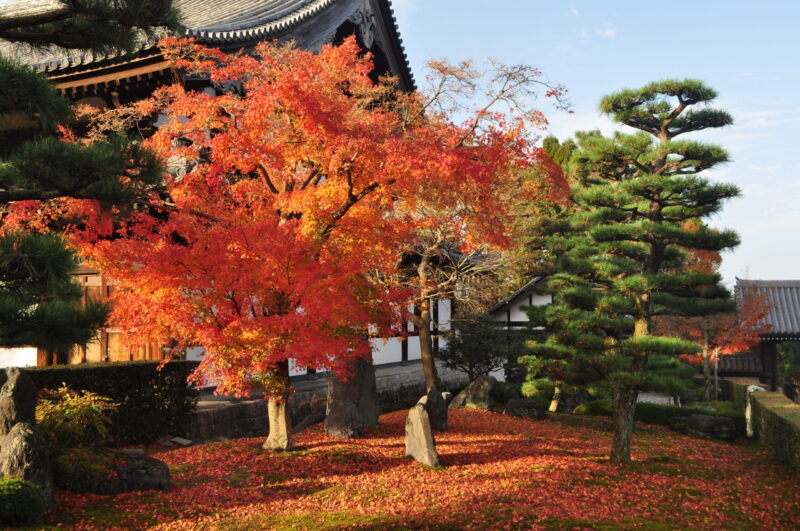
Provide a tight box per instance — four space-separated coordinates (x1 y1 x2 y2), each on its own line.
745 385 766 438
324 399 362 438
0 422 55 506
418 387 448 431
405 404 440 467
169 437 193 447
449 376 496 411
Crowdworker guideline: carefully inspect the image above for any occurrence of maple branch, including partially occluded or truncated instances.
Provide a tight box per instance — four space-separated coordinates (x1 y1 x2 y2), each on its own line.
138 200 221 223
256 163 280 195
320 181 381 240
298 167 321 190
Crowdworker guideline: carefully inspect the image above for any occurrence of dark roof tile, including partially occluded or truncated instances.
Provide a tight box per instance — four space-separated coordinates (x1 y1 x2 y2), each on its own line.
736 278 800 337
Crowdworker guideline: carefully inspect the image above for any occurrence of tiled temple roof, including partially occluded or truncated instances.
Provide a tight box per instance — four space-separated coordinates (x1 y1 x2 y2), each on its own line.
736 278 800 339
0 0 414 87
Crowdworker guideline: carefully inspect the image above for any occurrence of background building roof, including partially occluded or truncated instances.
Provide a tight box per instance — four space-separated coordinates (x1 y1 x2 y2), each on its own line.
736 278 800 339
0 0 414 88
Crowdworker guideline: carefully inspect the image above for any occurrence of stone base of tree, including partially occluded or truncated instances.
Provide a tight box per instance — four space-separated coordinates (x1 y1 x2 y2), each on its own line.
53 448 170 494
404 404 440 467
418 387 448 431
324 358 380 439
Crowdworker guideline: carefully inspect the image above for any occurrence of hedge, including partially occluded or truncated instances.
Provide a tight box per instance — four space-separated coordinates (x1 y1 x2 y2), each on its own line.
750 392 800 471
719 378 763 412
26 361 199 445
574 398 745 435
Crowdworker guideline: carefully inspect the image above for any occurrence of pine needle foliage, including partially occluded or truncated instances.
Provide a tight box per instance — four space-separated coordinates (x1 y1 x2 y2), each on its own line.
526 79 740 463
0 1 177 354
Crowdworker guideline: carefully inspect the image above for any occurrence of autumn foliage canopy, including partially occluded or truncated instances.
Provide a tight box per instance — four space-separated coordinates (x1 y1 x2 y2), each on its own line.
20 37 566 395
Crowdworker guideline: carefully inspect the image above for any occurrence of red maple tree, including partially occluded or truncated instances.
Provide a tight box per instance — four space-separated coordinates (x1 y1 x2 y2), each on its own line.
47 38 566 449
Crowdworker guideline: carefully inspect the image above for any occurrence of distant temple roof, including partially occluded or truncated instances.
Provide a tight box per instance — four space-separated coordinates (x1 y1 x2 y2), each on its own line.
736 278 800 340
488 277 545 316
1 0 414 90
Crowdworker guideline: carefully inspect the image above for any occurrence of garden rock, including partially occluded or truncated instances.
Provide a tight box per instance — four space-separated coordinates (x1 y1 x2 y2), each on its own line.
504 398 546 420
418 387 448 431
0 368 36 436
405 404 440 467
669 414 736 441
54 447 171 494
449 376 496 411
0 422 55 507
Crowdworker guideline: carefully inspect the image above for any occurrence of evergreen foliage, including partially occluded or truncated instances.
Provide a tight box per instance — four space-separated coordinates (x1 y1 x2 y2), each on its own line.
0 231 107 358
525 79 740 463
439 314 523 381
0 477 44 526
0 1 177 354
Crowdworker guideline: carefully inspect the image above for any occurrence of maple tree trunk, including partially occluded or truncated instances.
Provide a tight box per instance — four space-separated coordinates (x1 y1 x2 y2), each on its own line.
416 302 440 392
548 385 561 413
610 383 638 464
263 361 293 451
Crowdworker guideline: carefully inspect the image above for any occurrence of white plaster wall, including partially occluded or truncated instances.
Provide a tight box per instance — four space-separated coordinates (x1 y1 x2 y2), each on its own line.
0 347 37 368
407 335 421 360
372 337 401 365
437 299 451 331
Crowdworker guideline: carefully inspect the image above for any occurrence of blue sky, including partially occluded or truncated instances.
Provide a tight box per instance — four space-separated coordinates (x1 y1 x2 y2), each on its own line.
392 1 800 287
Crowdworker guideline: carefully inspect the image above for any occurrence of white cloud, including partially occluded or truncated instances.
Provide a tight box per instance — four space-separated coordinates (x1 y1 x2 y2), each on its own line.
596 23 617 39
570 7 580 16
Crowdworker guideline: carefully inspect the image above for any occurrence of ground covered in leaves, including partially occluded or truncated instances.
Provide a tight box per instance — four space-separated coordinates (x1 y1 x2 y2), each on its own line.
43 409 800 530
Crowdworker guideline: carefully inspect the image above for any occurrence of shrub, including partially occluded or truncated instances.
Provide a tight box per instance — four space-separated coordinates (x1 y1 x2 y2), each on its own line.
0 477 44 526
574 398 745 435
36 384 118 454
27 361 198 444
750 392 800 471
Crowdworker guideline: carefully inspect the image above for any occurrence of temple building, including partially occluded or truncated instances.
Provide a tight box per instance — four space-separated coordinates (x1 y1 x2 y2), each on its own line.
1 0 440 370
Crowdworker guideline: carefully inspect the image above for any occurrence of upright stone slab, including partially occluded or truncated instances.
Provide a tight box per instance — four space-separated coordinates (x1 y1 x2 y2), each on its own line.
0 422 55 507
0 368 36 436
418 387 448 431
404 404 440 467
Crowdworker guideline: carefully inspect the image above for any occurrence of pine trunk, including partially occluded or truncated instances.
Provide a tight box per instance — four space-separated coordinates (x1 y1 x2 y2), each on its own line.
263 361 293 451
702 350 713 401
610 383 638 464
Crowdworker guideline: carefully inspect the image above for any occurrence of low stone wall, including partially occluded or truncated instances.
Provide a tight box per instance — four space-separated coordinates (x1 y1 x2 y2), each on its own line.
192 365 469 442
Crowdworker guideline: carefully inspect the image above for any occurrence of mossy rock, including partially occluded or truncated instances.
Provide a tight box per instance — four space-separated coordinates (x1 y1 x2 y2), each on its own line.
54 447 171 494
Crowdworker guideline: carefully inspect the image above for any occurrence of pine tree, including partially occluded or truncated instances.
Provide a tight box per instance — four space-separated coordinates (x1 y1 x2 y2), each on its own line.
0 1 177 357
531 79 740 463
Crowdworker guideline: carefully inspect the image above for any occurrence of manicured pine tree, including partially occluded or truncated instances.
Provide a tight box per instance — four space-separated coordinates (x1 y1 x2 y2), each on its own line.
0 1 177 357
531 79 740 463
